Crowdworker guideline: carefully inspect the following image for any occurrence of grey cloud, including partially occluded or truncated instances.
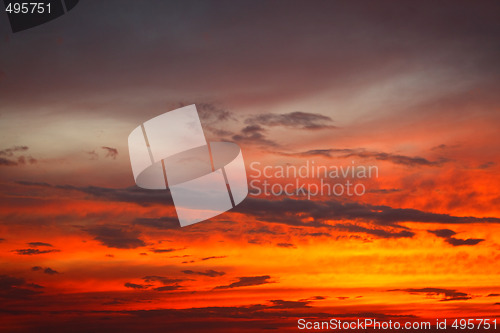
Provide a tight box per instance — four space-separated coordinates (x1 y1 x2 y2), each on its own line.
182 270 225 277
427 229 485 246
388 288 472 302
101 146 118 159
245 112 335 130
31 266 59 275
214 275 272 290
12 249 60 255
334 223 414 239
0 146 36 166
0 275 43 299
124 282 147 290
85 225 145 249
27 242 53 247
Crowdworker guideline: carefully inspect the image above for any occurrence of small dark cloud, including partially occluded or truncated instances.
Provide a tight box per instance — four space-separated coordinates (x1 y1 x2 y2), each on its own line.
43 268 59 275
31 266 59 275
428 229 456 238
0 157 17 166
87 150 98 160
16 182 174 207
201 256 227 261
300 296 327 301
427 229 484 246
101 146 118 159
267 299 311 309
276 242 296 248
142 276 185 285
0 146 36 166
85 225 145 249
27 242 53 247
232 124 278 147
478 161 495 169
247 226 282 235
445 237 484 246
182 270 225 277
388 288 472 302
304 232 331 237
149 248 184 253
214 275 272 290
134 217 179 230
0 238 5 242
154 285 182 292
341 151 447 167
282 148 446 167
0 146 28 156
245 111 335 130
487 293 500 297
196 103 234 123
12 249 60 255
0 275 43 299
337 297 349 300
124 282 147 290
431 144 449 151
369 188 402 194
334 223 415 239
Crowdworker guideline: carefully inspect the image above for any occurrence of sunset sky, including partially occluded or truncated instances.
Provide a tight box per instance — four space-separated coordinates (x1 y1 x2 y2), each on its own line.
1 1 499 332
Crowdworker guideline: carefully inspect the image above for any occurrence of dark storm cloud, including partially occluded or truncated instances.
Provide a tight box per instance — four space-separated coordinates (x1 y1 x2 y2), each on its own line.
0 275 43 299
12 249 60 255
101 146 118 159
84 225 145 249
245 112 335 130
427 229 485 247
27 242 53 247
14 181 500 241
388 288 472 302
236 197 500 229
32 266 59 275
214 275 272 290
182 270 225 277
